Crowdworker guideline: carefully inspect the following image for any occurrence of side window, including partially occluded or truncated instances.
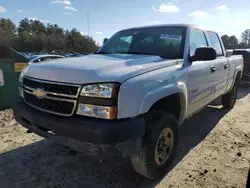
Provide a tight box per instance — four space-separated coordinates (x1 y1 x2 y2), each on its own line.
33 58 42 63
44 57 53 61
53 56 63 59
40 57 46 61
207 32 223 56
189 29 208 56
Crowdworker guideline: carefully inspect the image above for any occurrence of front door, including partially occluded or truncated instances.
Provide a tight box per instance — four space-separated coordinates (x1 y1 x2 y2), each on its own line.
186 28 217 117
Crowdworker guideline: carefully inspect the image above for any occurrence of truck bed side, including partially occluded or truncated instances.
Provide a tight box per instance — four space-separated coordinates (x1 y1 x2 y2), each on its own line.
225 55 244 92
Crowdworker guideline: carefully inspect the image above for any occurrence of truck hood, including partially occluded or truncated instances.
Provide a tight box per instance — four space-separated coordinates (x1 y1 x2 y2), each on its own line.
24 54 180 84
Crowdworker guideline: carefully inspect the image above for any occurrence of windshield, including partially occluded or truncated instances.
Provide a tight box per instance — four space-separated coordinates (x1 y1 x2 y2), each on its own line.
97 26 186 59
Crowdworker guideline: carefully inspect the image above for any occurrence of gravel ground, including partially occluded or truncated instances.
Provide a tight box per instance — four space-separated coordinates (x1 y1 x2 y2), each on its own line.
0 88 249 188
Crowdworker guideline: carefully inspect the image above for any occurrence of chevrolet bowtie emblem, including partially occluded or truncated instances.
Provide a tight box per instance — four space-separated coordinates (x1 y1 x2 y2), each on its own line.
33 89 46 98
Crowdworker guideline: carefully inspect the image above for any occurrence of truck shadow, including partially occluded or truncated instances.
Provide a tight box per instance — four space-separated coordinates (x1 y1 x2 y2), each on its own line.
0 90 248 188
208 87 249 106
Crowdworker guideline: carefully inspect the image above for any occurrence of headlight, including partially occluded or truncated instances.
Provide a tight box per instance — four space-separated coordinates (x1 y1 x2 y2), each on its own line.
19 87 24 98
80 83 118 98
19 67 27 84
19 68 26 98
77 104 117 120
19 70 24 84
78 83 119 119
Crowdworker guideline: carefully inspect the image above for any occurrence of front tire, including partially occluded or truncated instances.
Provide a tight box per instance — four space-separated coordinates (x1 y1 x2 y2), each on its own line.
130 112 178 180
222 85 237 109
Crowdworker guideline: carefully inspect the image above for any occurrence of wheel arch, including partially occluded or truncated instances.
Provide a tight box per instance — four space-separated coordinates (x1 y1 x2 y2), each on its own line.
236 70 242 81
139 82 188 124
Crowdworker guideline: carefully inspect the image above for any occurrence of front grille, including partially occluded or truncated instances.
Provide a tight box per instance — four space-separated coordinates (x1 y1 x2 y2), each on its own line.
23 77 79 96
22 77 80 116
24 92 74 115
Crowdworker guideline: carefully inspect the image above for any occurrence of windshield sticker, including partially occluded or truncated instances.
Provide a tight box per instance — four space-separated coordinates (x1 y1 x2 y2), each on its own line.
160 34 182 40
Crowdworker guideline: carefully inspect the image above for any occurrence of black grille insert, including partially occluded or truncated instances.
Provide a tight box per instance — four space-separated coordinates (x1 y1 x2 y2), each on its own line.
23 77 79 96
24 92 74 115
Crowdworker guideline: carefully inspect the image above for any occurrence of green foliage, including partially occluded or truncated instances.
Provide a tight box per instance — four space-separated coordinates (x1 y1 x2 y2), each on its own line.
238 42 247 49
3 17 250 52
221 34 250 49
221 35 230 49
241 29 250 45
0 18 16 46
0 18 99 53
228 35 238 49
221 35 239 49
103 38 108 44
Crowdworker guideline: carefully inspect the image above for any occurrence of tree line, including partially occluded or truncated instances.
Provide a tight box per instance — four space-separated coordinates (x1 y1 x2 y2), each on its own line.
219 29 250 50
1 17 250 53
0 18 98 53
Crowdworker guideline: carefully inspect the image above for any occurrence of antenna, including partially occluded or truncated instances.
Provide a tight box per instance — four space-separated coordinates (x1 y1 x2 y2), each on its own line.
87 12 90 36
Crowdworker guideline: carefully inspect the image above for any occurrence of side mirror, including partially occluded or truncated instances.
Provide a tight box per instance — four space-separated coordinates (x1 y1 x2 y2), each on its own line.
190 47 217 62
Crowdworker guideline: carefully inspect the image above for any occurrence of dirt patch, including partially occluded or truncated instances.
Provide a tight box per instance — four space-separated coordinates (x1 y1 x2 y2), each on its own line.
0 88 249 188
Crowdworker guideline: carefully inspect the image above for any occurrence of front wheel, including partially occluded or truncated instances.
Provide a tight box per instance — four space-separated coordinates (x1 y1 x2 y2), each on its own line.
130 112 178 180
222 85 237 109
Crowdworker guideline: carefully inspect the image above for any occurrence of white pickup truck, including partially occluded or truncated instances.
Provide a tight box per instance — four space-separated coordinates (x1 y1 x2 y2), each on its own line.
13 24 243 179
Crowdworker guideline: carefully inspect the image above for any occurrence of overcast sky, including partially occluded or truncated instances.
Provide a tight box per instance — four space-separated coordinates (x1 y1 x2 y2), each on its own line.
0 0 250 44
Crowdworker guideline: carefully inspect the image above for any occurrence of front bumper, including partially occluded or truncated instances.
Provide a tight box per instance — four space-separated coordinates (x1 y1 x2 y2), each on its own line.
13 100 145 157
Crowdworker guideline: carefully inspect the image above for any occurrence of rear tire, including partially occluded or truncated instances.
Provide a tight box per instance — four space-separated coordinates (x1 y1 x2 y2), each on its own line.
222 85 237 109
130 111 178 180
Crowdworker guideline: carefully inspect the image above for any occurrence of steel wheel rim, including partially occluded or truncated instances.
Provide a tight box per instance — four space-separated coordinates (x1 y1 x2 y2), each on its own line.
155 127 174 166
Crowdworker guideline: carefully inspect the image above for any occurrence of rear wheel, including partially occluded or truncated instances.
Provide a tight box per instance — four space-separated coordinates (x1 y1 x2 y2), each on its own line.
222 85 237 109
130 111 178 180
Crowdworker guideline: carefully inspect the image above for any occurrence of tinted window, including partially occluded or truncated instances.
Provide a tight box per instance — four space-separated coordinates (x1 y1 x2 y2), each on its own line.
33 58 42 63
44 57 53 61
189 29 208 56
34 57 50 63
53 56 63 59
97 26 186 59
207 32 223 56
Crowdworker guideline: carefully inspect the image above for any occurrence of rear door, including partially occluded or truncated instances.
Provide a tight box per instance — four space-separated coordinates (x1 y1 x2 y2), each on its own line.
206 31 229 98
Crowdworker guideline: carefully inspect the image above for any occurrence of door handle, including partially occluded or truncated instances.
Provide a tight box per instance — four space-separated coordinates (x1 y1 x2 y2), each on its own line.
211 66 216 73
224 64 228 69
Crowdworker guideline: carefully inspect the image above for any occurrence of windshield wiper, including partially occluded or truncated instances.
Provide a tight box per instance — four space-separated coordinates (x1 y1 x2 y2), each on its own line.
95 51 111 54
95 51 167 59
116 51 169 59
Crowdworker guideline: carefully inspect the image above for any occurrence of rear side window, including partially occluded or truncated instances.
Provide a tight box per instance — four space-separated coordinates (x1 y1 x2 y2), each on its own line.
207 32 223 56
189 29 208 56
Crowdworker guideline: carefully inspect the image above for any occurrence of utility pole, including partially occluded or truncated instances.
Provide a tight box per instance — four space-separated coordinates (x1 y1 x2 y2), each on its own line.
87 12 90 36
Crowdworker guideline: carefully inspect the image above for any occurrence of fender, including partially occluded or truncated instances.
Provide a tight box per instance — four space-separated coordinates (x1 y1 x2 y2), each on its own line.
231 65 243 88
139 82 188 124
235 65 243 78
